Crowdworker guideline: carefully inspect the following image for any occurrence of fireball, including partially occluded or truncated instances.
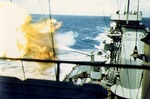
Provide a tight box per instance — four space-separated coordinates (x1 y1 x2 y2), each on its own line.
0 1 61 59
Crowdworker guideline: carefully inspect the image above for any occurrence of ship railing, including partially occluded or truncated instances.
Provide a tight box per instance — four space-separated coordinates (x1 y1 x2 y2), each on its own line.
0 57 150 82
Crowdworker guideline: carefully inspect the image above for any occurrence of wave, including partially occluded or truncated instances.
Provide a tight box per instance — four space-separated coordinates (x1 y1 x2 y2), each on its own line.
94 32 113 49
55 31 78 47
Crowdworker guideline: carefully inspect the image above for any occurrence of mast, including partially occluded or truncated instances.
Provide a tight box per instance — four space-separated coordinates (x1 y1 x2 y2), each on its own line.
126 0 130 24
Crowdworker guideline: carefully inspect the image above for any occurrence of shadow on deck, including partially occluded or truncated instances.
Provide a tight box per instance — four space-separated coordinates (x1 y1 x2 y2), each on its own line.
0 76 107 99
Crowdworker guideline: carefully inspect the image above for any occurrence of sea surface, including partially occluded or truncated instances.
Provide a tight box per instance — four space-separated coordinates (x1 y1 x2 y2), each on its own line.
32 14 150 51
0 14 150 80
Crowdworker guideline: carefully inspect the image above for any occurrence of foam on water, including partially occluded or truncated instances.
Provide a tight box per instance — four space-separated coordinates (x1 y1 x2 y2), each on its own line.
55 31 78 47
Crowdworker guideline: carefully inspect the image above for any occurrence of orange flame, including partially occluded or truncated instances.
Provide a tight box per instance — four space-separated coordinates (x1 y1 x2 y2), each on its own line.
0 1 62 75
0 2 62 60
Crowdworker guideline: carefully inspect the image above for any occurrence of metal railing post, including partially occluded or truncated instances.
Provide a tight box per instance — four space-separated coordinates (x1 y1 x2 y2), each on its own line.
56 62 60 82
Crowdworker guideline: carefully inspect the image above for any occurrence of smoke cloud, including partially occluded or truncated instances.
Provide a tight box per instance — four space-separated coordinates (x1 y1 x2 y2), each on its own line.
0 1 61 59
0 1 61 74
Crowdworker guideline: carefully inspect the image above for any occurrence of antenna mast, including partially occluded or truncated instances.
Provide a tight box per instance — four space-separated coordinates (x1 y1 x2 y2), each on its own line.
126 0 130 24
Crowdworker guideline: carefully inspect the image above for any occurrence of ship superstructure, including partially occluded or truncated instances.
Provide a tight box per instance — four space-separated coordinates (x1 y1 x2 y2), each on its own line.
64 1 149 98
108 10 147 98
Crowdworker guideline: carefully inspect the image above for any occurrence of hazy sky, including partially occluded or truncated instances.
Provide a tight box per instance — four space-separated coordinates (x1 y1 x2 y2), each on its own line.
1 0 150 17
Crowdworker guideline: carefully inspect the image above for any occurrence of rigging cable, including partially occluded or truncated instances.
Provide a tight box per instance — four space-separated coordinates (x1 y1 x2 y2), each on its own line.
47 0 57 79
114 84 118 95
135 0 140 46
48 0 56 59
114 75 125 97
115 44 125 96
123 44 132 98
135 1 142 99
38 0 47 25
126 62 132 97
17 38 26 80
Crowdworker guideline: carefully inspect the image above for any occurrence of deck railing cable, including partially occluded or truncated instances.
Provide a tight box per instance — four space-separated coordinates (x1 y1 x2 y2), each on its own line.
0 57 150 81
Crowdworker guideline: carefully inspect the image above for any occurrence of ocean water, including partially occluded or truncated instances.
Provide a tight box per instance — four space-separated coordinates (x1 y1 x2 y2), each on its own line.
0 14 150 80
32 14 150 51
32 15 110 51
